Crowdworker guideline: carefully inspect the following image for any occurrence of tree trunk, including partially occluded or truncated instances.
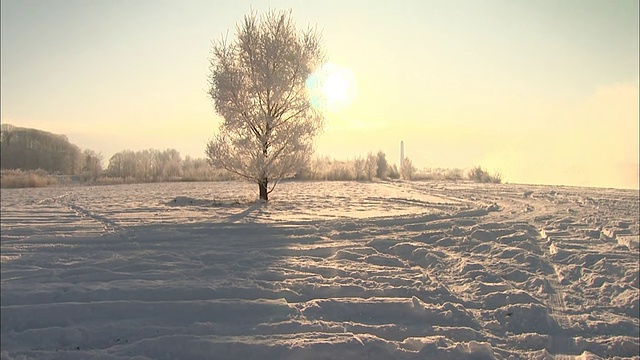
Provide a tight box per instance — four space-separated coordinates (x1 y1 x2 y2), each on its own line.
259 178 268 201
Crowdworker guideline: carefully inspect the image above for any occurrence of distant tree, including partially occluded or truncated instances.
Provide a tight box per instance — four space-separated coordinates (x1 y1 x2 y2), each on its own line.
162 149 182 179
364 152 377 181
376 150 388 180
467 166 502 184
107 148 183 181
107 153 125 179
314 156 331 181
152 150 165 180
137 149 154 180
205 9 325 201
327 160 354 181
0 124 82 175
121 150 137 179
353 156 365 181
400 157 416 180
82 149 103 181
388 163 400 180
182 156 224 181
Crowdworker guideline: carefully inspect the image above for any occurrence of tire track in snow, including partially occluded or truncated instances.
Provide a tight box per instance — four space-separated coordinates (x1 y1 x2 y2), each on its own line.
2 192 110 240
34 193 71 205
53 194 131 239
547 263 576 359
537 225 578 359
65 201 123 234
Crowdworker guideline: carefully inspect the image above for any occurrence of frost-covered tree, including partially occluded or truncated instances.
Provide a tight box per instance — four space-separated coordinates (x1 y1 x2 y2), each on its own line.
82 149 103 181
206 9 325 201
401 157 416 180
353 156 365 181
376 150 389 180
364 152 377 181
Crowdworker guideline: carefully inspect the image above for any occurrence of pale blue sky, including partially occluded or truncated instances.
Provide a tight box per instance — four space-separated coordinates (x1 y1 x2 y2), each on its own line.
1 0 638 188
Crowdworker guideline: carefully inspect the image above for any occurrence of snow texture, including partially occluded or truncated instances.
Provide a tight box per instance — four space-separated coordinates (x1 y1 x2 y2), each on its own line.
1 181 638 359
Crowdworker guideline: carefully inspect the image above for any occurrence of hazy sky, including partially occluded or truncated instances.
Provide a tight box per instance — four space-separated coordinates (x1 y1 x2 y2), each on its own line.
2 0 638 189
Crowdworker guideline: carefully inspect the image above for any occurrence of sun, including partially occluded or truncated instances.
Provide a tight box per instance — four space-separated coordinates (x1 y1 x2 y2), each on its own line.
323 72 350 106
306 63 357 113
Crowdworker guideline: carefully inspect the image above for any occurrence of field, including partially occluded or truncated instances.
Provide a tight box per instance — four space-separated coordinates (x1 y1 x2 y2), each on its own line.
1 181 638 360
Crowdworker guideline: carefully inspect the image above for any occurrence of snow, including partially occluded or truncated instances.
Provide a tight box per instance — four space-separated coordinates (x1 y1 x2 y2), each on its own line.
1 181 638 359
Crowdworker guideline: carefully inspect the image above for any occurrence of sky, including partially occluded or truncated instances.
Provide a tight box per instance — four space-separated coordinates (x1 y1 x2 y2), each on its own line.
1 0 639 189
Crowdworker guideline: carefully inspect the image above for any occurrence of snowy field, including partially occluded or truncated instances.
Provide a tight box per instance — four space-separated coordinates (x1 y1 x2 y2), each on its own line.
1 181 638 360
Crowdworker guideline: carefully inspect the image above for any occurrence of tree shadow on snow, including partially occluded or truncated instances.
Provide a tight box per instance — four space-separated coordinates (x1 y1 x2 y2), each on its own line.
226 201 265 223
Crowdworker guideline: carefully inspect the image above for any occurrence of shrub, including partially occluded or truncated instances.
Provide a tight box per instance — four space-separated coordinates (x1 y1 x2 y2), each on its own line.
1 169 57 188
400 158 416 180
443 168 464 181
467 166 502 183
388 164 401 180
412 167 464 181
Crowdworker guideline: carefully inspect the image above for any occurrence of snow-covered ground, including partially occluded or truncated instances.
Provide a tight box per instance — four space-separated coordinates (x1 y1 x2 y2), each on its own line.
1 181 638 360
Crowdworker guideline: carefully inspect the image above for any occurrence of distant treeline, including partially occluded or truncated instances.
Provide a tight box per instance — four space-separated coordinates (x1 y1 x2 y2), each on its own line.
1 124 502 188
297 151 412 181
0 124 230 184
105 149 234 182
294 156 501 183
1 124 85 175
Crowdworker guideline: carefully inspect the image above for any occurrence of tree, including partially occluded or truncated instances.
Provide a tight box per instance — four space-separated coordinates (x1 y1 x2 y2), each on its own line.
400 157 416 180
82 149 103 181
388 163 400 180
137 149 154 180
0 124 82 175
161 148 182 179
376 150 388 180
353 156 365 181
364 152 377 181
205 9 325 201
467 166 502 184
108 153 125 179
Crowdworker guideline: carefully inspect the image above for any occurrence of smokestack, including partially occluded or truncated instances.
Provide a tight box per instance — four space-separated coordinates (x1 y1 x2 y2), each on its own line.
400 140 404 164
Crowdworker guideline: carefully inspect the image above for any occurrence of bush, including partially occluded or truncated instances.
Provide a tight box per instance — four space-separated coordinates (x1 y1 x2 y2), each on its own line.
1 169 57 188
400 158 416 180
467 166 502 183
388 164 400 180
412 167 464 181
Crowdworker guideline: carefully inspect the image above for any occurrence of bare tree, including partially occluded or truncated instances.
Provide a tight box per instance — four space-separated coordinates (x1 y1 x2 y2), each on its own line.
401 157 416 180
206 9 325 201
82 149 103 181
137 149 154 180
108 153 125 179
353 156 365 181
364 152 377 181
161 148 182 179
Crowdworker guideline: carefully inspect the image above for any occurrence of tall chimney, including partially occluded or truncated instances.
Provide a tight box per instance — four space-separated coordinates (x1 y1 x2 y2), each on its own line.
400 140 404 164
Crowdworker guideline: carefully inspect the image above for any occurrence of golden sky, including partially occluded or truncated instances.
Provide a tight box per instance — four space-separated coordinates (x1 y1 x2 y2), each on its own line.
1 0 638 189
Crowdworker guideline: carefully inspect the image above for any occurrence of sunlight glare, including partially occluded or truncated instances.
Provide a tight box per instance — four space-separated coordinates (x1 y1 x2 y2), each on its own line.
306 63 357 113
